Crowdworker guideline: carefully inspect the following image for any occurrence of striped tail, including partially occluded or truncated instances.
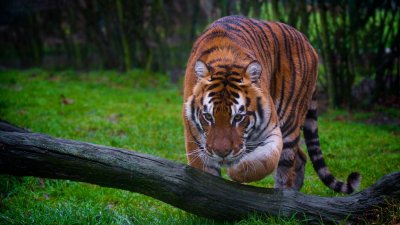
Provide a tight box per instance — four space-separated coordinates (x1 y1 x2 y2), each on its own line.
303 91 361 194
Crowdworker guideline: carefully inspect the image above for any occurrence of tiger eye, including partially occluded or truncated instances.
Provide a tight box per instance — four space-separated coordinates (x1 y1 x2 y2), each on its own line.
234 114 243 121
204 113 213 121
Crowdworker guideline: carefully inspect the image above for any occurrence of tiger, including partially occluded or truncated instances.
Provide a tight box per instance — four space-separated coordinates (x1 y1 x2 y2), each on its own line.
183 15 361 193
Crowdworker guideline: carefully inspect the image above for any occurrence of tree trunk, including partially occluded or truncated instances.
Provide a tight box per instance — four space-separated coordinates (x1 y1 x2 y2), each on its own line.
115 0 131 71
318 1 336 108
0 121 399 224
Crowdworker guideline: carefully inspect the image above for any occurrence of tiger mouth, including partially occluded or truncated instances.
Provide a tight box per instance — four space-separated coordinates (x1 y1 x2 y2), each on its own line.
218 159 234 166
220 159 229 164
202 147 245 167
216 154 244 167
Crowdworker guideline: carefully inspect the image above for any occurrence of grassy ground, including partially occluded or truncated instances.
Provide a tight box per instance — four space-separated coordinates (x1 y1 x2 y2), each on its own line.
0 70 399 224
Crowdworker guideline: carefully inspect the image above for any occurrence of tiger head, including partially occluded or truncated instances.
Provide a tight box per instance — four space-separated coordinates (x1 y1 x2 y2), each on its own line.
185 48 278 168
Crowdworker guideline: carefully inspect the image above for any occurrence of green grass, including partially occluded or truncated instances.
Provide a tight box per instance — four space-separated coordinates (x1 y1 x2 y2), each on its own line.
0 69 399 224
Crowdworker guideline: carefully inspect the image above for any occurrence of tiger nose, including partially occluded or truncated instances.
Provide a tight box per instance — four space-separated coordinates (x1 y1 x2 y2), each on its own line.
206 145 230 157
211 137 232 158
216 149 231 158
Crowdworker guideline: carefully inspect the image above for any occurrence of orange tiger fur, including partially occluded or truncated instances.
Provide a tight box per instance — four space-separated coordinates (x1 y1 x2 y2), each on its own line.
183 16 360 193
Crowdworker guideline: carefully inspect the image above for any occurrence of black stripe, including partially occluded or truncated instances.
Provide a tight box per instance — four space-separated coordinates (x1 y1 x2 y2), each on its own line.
256 97 264 115
256 97 265 126
210 77 224 81
196 107 204 132
284 29 308 130
240 19 267 61
246 97 251 107
228 83 241 91
322 174 335 186
198 27 247 50
219 23 252 48
284 32 304 129
306 109 318 120
282 120 300 138
222 23 242 33
278 23 297 120
305 139 320 146
261 21 279 63
190 97 196 122
207 83 220 91
248 19 272 71
190 98 203 133
307 147 319 157
231 91 239 98
275 25 287 114
232 64 244 69
263 132 280 141
251 123 269 141
303 127 318 140
280 113 296 136
208 92 217 97
311 90 318 100
236 19 262 57
200 46 219 58
223 19 258 55
283 136 300 149
312 158 326 171
228 74 242 79
297 29 308 83
207 58 222 65
245 111 257 140
217 64 231 69
186 121 200 146
203 30 226 41
333 182 343 192
252 122 276 142
229 78 242 83
348 172 360 183
278 158 294 167
209 96 219 103
346 184 354 194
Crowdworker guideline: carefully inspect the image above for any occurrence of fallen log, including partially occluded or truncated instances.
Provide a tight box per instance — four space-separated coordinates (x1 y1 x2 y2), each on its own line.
0 121 399 224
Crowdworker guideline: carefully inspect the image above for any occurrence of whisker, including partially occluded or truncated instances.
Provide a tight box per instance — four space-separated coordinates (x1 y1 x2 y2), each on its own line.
186 148 203 156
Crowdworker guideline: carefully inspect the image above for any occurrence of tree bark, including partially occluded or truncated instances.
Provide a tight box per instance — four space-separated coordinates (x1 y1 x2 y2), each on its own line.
0 121 399 224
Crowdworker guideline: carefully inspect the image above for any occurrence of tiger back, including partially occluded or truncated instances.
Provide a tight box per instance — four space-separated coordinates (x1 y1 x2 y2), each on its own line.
183 15 360 193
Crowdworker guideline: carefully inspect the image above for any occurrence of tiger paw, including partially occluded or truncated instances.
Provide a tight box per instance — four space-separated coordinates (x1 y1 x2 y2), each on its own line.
227 164 247 183
227 160 268 183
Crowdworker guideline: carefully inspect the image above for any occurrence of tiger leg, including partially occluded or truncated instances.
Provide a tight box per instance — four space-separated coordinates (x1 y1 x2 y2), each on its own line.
293 148 307 190
228 128 283 183
274 141 306 190
227 146 282 183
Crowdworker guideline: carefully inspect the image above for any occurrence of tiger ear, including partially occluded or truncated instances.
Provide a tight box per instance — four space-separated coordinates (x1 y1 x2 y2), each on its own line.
246 61 262 82
194 60 208 78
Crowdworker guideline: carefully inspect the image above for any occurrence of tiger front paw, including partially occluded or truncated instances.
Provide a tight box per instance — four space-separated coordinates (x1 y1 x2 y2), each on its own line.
227 159 270 183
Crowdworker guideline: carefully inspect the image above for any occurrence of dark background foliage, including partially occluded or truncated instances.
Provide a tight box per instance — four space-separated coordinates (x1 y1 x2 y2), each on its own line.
0 0 398 108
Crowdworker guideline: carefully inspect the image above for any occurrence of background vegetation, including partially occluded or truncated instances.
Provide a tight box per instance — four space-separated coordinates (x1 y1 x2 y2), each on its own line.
0 70 399 224
0 0 399 224
0 0 399 108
